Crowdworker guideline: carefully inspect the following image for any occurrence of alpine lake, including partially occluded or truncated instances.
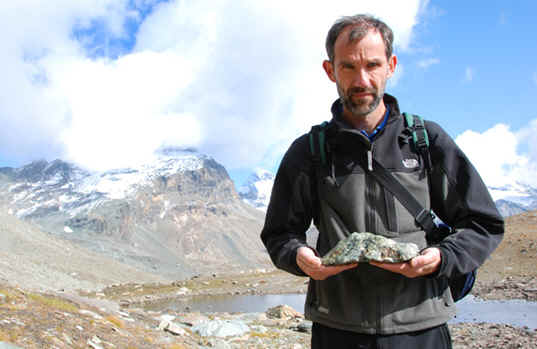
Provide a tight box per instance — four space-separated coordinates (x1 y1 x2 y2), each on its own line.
144 293 537 330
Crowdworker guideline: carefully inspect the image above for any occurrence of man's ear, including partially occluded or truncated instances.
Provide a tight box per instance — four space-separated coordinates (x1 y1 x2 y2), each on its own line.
387 54 397 78
323 60 336 82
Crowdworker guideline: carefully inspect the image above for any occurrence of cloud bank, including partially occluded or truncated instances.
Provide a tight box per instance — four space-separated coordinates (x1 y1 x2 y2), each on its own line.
456 120 537 188
1 0 425 172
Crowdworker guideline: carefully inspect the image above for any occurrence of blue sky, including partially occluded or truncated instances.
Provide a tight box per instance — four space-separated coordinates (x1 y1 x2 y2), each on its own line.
1 1 536 188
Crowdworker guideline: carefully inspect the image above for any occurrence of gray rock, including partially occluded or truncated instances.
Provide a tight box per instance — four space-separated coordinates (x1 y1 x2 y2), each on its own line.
158 320 187 336
321 232 420 265
192 319 250 337
266 304 303 320
295 321 313 333
205 339 232 349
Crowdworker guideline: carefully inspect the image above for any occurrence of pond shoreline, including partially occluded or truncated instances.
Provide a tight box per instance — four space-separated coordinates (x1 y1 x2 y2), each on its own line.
89 269 537 348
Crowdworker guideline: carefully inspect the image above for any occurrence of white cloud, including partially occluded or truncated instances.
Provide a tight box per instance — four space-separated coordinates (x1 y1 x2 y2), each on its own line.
0 0 427 172
417 58 440 69
455 121 537 188
464 66 474 82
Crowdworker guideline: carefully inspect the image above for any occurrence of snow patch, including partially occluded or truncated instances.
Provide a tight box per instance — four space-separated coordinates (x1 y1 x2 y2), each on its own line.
239 168 275 211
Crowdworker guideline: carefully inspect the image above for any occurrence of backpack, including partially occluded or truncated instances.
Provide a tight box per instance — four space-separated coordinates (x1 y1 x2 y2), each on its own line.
308 113 476 302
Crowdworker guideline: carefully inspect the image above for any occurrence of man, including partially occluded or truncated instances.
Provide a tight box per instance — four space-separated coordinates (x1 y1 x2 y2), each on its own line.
261 14 504 348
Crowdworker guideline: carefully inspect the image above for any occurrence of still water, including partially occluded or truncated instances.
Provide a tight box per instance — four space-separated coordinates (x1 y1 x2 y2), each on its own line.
150 293 537 329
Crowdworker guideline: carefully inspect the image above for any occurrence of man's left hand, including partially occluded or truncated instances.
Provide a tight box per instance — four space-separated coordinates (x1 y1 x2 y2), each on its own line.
369 247 441 278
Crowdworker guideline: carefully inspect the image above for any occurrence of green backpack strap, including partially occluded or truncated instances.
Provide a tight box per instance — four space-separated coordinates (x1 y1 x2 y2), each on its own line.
403 113 432 171
309 121 329 167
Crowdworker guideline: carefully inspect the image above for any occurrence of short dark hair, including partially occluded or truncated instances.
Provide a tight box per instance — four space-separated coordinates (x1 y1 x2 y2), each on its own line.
325 14 394 62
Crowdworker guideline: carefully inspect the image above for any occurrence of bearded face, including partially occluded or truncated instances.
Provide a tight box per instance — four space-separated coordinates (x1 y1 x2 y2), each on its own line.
336 81 384 119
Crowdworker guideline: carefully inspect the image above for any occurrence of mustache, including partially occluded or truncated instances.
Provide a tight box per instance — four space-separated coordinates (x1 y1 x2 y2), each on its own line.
347 87 376 95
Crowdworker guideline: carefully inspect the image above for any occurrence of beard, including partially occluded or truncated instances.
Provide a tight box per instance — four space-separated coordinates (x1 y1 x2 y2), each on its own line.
338 84 384 119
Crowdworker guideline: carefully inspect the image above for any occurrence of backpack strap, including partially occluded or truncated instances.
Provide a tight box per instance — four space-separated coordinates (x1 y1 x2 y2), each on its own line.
309 121 329 167
308 121 329 226
403 113 432 172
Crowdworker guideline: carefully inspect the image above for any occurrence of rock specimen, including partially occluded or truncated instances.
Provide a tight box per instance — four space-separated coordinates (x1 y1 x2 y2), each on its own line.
321 232 420 265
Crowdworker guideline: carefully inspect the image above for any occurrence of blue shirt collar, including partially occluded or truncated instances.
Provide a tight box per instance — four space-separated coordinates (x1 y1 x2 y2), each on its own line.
360 106 390 141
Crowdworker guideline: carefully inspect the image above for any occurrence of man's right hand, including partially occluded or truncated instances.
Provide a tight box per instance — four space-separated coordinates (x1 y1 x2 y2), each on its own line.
296 246 358 280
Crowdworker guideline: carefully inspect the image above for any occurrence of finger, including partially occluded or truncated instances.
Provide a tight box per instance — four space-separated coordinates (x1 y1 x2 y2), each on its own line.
409 255 428 268
312 263 358 280
370 261 409 274
331 263 358 273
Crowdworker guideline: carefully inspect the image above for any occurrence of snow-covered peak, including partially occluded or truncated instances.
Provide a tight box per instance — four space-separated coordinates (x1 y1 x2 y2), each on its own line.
239 168 275 211
7 151 211 217
487 181 537 216
488 181 537 207
77 151 207 199
252 168 274 182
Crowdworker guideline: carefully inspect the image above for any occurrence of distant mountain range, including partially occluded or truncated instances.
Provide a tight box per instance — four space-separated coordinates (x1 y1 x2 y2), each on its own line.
0 148 269 279
239 169 537 217
488 182 537 216
1 150 534 284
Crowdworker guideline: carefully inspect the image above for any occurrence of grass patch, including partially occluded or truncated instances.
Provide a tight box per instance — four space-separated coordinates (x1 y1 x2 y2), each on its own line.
0 288 17 302
106 315 125 329
0 328 20 343
167 344 188 349
250 330 281 339
27 293 78 312
0 329 9 341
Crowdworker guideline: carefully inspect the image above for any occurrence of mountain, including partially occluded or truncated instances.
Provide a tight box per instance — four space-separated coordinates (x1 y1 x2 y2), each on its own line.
238 169 274 211
488 182 537 217
0 148 269 279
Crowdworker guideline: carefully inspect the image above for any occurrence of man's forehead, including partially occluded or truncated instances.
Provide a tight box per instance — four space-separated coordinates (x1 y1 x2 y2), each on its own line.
337 26 380 46
333 27 385 58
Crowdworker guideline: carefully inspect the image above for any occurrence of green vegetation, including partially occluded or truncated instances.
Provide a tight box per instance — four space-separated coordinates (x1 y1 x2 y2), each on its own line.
27 293 78 313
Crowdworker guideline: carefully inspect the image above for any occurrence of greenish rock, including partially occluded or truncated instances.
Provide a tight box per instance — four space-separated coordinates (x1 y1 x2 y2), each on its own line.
321 232 420 265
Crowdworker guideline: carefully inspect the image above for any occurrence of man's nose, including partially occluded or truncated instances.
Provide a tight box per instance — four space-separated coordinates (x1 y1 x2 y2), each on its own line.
352 69 370 88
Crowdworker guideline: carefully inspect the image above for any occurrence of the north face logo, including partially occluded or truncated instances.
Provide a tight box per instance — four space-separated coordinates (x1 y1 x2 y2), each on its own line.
402 158 419 169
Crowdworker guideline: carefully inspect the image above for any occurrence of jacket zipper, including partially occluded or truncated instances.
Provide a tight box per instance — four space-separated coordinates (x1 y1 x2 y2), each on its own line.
368 142 376 231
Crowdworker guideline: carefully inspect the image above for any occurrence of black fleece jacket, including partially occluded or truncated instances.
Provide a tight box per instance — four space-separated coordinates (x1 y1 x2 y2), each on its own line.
261 94 504 281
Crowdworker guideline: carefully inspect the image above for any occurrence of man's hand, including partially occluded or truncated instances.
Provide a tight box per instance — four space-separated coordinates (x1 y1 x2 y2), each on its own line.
296 246 358 280
369 247 441 278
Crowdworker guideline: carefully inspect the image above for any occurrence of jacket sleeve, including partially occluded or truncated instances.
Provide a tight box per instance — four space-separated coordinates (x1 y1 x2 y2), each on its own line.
260 136 315 276
426 121 504 278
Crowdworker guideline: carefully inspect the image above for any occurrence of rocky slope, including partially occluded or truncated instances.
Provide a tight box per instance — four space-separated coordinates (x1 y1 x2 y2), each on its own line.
0 207 166 293
0 149 269 280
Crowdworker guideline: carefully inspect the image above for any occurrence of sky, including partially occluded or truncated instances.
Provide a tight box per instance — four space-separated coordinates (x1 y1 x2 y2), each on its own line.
1 0 537 188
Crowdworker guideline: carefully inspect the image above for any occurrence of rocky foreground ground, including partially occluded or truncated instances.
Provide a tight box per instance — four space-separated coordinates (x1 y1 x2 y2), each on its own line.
1 212 536 348
1 270 536 348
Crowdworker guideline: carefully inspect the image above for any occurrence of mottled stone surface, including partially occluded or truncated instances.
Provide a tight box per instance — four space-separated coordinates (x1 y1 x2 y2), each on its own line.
321 232 420 265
